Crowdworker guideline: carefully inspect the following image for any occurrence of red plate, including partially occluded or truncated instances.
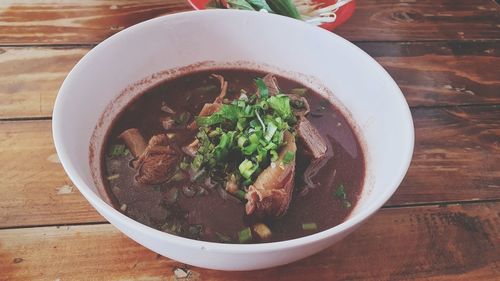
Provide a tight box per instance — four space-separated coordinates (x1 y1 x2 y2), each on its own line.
187 0 356 31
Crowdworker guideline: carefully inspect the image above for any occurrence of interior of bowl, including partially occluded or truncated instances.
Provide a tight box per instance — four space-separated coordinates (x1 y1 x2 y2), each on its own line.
53 10 413 253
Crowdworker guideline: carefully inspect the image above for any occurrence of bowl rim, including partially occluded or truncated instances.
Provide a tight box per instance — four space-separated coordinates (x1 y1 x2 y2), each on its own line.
53 9 414 253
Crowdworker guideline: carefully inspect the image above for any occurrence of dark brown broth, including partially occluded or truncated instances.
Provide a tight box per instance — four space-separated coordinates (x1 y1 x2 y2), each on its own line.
102 69 365 243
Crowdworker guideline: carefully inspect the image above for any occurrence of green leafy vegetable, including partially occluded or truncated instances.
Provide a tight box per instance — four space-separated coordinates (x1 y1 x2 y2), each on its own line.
247 0 273 11
227 0 255 10
267 0 302 19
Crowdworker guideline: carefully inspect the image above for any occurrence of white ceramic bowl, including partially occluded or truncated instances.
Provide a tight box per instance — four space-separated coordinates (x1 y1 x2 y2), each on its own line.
53 10 414 271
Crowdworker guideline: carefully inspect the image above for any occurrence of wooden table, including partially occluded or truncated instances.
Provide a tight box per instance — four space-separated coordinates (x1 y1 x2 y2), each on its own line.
0 1 499 280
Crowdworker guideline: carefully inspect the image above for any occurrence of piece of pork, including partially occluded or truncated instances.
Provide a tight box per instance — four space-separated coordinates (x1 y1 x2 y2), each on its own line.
245 131 297 218
133 134 179 185
118 128 147 158
188 74 227 130
261 74 280 96
181 139 200 158
296 116 327 159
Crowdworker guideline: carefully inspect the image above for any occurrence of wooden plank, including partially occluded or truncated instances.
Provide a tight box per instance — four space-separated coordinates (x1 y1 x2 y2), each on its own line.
0 106 499 228
0 47 88 119
0 203 498 280
0 120 103 228
357 41 500 107
0 0 499 45
0 0 190 45
1 42 499 119
389 105 500 205
335 0 500 41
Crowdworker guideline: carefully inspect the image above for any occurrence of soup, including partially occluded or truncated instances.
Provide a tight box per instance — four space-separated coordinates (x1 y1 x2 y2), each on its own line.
101 69 365 243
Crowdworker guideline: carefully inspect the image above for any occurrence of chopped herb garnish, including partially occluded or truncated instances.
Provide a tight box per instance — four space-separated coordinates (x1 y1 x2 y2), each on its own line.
107 174 119 181
255 78 269 98
343 200 352 208
253 223 272 240
302 222 317 231
190 76 296 193
110 144 129 157
290 88 307 96
335 184 351 208
234 189 247 201
283 151 295 164
238 227 253 243
215 232 232 243
335 184 347 200
175 112 192 126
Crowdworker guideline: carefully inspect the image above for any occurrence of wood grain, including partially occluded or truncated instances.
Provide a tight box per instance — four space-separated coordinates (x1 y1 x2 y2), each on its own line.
389 105 500 205
0 47 88 119
335 0 500 41
0 106 499 228
358 41 500 107
0 0 189 45
0 202 498 281
0 120 103 228
0 0 498 44
1 42 499 119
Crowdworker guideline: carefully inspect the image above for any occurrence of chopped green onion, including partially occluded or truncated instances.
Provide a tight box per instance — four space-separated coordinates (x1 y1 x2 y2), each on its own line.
253 223 272 240
255 78 269 98
175 112 191 126
215 232 232 243
268 95 292 120
238 227 253 243
107 174 119 181
270 150 278 162
110 144 129 157
290 88 307 96
344 201 352 208
302 222 317 231
234 190 246 201
335 184 347 200
283 151 295 164
239 159 258 179
264 121 278 142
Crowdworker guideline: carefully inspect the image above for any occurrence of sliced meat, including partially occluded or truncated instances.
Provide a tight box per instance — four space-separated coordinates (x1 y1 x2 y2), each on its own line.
262 74 280 96
211 74 228 103
187 74 227 130
245 131 297 218
182 139 200 157
161 116 175 130
118 128 147 158
296 116 327 159
135 134 179 185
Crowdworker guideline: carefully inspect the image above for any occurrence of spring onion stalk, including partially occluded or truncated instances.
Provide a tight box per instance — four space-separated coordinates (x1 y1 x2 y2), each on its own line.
302 222 318 231
238 227 253 243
